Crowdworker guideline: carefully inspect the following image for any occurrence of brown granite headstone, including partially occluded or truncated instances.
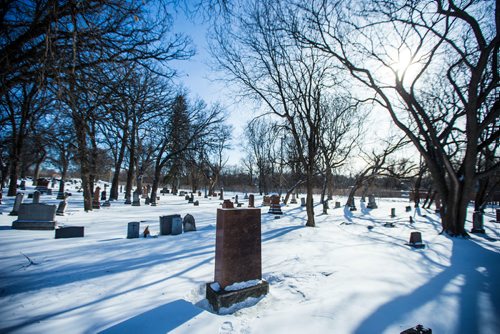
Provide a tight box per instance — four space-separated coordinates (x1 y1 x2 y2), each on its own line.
222 199 234 208
93 187 101 209
268 195 283 215
214 208 262 289
248 194 255 208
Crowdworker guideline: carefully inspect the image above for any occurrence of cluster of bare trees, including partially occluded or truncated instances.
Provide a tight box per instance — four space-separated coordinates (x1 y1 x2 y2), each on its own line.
1 0 231 211
212 0 498 235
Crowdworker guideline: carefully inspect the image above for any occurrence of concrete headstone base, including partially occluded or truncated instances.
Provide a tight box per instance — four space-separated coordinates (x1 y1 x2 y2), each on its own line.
206 280 269 313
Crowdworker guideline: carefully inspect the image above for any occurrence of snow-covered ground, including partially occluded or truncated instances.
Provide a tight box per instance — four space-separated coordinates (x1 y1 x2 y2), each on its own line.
1 182 499 334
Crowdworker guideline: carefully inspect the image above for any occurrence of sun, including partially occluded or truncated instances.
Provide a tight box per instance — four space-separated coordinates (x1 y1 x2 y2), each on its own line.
388 47 423 83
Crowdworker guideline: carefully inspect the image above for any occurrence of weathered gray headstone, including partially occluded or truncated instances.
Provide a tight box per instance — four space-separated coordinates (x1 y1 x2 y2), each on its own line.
193 200 199 206
248 194 255 208
183 214 196 232
159 214 181 235
12 203 57 230
290 193 297 204
471 211 485 234
300 197 306 207
391 208 396 218
55 226 84 238
335 201 341 208
405 206 412 212
19 180 26 190
407 232 425 248
56 200 67 216
9 193 24 216
32 191 41 204
131 191 140 206
171 217 183 235
127 222 140 239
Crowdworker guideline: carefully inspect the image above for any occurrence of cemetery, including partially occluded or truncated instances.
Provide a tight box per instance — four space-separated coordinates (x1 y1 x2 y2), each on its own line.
0 180 499 333
0 1 497 333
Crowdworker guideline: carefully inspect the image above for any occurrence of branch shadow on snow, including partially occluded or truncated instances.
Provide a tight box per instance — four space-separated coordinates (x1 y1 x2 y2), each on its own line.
98 299 202 334
353 237 500 334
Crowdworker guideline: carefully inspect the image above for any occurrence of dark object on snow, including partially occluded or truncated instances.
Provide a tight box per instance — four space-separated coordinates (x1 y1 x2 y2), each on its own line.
400 324 432 334
55 226 84 239
405 206 412 212
127 222 140 239
391 208 396 217
407 232 425 249
206 280 269 313
410 216 414 224
143 225 150 238
159 214 181 235
183 214 196 232
383 222 395 228
471 211 485 234
367 225 374 230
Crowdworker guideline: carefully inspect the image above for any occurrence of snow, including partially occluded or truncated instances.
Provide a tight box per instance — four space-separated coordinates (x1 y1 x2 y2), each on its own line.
224 280 262 292
1 183 499 334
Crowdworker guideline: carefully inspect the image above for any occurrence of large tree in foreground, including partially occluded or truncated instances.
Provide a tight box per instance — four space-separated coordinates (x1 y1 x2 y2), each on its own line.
295 0 499 236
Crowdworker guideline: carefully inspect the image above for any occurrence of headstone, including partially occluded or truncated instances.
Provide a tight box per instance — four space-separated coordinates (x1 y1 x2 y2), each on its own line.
131 191 140 206
290 193 297 204
206 207 268 312
145 197 150 205
34 178 50 193
51 179 57 188
28 193 33 199
93 187 101 209
471 211 485 234
19 180 26 190
235 195 239 204
497 208 500 223
32 191 41 204
188 193 194 203
183 214 196 232
9 193 24 216
127 222 140 239
410 216 414 224
101 190 107 201
405 206 412 212
222 199 234 208
179 190 186 196
400 324 432 334
268 195 283 215
56 200 67 216
300 197 306 207
244 193 248 200
193 200 199 206
407 232 425 249
120 185 123 193
55 226 84 239
56 190 66 200
198 191 202 196
335 201 341 208
219 188 224 200
12 203 57 230
391 208 396 218
367 194 377 209
248 194 255 208
159 214 181 235
171 217 183 235
262 196 271 206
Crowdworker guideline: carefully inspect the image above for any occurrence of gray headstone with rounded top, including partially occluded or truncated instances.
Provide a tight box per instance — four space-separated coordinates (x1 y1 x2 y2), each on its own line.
183 214 196 232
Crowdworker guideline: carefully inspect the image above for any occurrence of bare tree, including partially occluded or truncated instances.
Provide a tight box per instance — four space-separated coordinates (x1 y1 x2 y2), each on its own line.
212 0 340 226
294 0 499 235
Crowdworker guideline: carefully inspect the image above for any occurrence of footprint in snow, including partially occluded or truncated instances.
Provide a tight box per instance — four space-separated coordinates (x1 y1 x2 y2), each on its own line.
220 321 234 334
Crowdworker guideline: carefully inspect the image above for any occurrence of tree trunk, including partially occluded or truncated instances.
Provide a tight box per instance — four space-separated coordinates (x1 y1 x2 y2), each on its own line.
7 158 19 196
305 167 315 227
150 164 161 204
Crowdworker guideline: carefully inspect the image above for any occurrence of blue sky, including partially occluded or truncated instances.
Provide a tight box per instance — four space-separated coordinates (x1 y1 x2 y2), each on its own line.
169 9 252 166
